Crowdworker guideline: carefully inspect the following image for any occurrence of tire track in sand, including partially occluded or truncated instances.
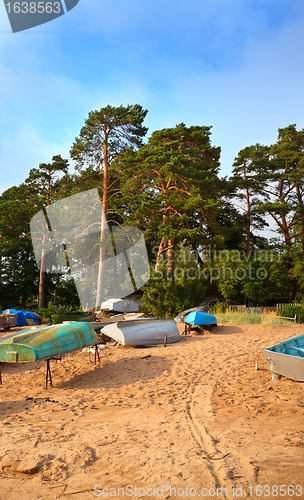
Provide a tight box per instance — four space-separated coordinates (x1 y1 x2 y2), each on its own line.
184 383 235 499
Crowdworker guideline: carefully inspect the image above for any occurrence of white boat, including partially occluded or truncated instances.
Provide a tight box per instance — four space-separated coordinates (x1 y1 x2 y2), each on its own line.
263 334 304 382
100 318 181 346
100 298 139 313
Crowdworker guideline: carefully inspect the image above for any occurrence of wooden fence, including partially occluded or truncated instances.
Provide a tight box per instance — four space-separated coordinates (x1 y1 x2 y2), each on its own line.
276 303 302 309
228 306 277 314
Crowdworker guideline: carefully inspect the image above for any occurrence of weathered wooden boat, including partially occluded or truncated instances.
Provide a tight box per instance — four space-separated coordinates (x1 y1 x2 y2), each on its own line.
0 313 18 329
100 298 139 313
0 322 99 362
52 311 94 324
0 315 6 329
101 318 180 346
1 309 39 327
184 311 217 326
174 306 209 323
263 334 304 382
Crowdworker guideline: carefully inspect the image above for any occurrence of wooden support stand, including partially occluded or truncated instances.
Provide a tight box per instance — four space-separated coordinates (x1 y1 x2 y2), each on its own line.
45 356 61 390
88 340 106 364
184 323 191 335
94 343 100 364
1 339 106 390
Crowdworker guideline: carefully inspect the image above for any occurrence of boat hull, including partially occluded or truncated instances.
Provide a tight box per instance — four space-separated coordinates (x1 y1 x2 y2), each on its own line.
0 313 18 329
100 299 139 313
263 334 304 382
185 311 217 326
0 322 99 362
174 306 209 323
101 318 181 346
52 312 94 324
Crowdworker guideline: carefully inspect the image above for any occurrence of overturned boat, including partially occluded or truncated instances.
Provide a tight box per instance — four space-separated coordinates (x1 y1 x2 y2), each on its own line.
52 311 94 324
184 311 217 326
100 298 139 313
0 322 99 363
263 334 304 382
101 318 181 347
174 305 209 323
0 314 17 330
0 312 18 329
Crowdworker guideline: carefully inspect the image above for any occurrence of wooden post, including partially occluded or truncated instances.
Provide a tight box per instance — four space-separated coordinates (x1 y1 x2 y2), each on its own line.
299 313 301 324
46 359 52 389
94 343 101 364
45 356 61 389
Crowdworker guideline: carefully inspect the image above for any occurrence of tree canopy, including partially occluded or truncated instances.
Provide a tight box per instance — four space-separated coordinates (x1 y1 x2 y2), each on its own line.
1 112 304 311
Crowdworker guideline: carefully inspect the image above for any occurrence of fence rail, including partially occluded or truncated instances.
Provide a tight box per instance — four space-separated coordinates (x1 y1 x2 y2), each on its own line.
224 304 304 323
261 306 276 313
278 314 297 323
228 305 286 314
276 303 302 309
228 305 246 312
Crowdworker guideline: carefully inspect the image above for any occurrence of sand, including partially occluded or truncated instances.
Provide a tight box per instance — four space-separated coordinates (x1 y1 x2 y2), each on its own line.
0 323 304 500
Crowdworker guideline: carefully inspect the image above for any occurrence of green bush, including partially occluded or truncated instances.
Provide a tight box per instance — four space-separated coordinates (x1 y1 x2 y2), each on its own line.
209 301 229 314
142 261 206 318
36 303 75 323
276 305 304 322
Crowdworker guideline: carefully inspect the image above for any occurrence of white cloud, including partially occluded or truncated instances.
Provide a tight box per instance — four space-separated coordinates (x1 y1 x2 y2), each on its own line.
0 66 153 193
150 14 304 175
0 0 303 195
0 125 73 193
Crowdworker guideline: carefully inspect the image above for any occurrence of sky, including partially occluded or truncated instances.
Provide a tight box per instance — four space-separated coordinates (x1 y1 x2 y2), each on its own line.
0 0 303 198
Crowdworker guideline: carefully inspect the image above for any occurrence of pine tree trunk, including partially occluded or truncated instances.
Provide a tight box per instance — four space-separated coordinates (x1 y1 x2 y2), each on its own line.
245 186 250 306
246 187 251 258
167 238 175 280
295 186 304 252
155 237 168 272
38 246 46 308
96 140 109 309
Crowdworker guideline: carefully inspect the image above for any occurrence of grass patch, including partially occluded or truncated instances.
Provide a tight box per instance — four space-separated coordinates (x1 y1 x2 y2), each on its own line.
214 311 293 326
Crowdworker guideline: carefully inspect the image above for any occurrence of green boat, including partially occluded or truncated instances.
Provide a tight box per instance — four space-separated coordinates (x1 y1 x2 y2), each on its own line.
0 322 99 363
52 311 94 324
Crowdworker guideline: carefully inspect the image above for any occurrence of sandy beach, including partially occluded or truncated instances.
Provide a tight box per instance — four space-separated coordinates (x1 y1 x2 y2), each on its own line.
0 323 303 500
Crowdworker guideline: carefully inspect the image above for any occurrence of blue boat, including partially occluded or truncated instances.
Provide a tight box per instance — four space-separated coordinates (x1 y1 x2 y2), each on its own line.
184 311 217 326
174 306 209 323
263 334 304 382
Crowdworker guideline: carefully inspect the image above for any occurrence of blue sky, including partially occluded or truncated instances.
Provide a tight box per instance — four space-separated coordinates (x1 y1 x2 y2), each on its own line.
0 0 303 196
